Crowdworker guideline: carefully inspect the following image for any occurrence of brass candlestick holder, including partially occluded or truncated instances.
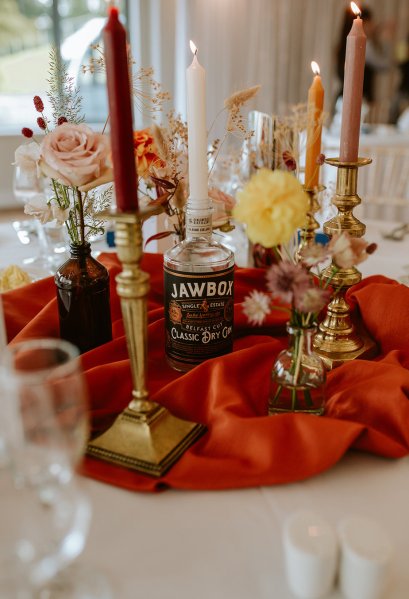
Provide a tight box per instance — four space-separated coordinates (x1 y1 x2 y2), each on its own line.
297 184 324 258
87 211 205 476
313 158 378 369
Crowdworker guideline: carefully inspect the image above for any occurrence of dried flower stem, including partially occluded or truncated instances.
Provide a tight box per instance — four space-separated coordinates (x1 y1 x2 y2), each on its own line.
102 115 109 135
208 132 227 178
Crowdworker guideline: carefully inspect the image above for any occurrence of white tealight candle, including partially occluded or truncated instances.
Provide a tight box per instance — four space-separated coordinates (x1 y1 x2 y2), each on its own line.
186 41 209 203
283 510 339 599
338 516 393 599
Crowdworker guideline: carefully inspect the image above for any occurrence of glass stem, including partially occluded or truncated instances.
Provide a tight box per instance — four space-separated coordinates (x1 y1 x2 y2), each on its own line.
35 220 49 258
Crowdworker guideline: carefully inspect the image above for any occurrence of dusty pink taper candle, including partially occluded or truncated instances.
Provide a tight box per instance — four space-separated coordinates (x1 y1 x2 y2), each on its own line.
339 4 367 163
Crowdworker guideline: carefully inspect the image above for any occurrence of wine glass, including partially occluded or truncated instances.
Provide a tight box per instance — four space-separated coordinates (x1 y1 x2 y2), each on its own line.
12 166 68 277
0 338 112 598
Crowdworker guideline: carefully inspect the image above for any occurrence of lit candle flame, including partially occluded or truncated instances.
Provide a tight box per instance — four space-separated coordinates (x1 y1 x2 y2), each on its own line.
311 61 320 76
351 2 361 17
189 40 198 56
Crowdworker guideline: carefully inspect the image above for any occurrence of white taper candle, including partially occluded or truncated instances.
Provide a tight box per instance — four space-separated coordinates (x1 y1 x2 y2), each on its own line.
186 41 209 203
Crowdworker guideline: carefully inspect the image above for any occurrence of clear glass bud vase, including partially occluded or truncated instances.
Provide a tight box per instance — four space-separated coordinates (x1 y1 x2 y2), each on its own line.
269 324 326 415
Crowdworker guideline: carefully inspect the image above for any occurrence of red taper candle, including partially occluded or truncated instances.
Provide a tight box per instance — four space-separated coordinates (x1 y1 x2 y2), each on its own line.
103 5 138 211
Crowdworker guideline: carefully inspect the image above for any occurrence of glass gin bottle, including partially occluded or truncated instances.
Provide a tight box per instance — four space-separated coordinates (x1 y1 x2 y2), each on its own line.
163 201 234 372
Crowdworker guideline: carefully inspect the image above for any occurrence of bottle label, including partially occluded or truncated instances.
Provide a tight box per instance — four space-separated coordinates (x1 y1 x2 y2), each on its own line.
164 266 234 366
185 214 212 238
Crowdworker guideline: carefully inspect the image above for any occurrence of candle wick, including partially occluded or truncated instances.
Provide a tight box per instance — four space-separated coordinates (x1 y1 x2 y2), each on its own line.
194 49 198 56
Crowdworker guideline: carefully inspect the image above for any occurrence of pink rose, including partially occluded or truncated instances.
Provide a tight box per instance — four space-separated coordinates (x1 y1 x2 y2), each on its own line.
40 123 110 187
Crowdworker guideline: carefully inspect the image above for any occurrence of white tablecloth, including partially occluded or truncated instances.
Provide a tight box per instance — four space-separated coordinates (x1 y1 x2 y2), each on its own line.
323 125 409 153
80 454 409 599
1 218 409 598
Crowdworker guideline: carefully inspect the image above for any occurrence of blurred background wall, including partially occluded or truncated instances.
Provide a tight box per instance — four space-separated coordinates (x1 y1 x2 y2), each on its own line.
1 0 408 208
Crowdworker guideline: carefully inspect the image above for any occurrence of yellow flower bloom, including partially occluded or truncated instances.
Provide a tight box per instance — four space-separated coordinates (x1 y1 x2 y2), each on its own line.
233 169 309 248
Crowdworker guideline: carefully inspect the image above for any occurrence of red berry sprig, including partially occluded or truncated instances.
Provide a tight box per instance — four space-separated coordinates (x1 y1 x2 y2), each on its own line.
21 127 34 138
37 117 46 130
33 95 44 113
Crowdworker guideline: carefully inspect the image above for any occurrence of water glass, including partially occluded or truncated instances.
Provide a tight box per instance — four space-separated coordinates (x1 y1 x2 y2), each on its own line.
0 338 91 595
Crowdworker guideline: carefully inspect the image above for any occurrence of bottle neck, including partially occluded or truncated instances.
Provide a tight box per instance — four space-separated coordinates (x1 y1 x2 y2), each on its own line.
184 200 213 242
70 242 91 258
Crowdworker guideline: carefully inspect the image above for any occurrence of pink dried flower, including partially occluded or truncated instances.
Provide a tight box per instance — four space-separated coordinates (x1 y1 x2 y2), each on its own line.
266 261 310 304
299 243 329 267
282 150 297 171
242 290 271 326
21 127 33 138
294 287 331 314
37 117 46 130
33 95 44 113
316 153 325 165
328 232 370 269
58 116 68 125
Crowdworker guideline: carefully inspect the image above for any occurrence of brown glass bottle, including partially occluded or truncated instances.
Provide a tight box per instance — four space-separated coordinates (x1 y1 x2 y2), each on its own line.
55 243 112 354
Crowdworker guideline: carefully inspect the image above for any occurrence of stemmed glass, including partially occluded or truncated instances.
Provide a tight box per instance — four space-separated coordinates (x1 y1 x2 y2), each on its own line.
0 339 111 598
12 166 68 277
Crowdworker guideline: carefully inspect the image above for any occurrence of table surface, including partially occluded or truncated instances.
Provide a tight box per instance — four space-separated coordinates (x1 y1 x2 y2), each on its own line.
1 218 408 282
81 453 409 599
1 217 409 598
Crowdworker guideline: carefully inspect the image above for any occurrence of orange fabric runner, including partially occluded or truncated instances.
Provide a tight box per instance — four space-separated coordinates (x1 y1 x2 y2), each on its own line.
3 253 409 492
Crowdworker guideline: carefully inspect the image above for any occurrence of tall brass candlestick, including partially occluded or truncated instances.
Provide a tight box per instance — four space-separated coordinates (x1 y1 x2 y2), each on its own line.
313 158 377 369
87 211 205 476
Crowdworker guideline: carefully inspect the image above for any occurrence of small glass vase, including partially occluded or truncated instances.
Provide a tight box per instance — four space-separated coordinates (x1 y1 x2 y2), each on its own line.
269 324 326 415
55 243 112 354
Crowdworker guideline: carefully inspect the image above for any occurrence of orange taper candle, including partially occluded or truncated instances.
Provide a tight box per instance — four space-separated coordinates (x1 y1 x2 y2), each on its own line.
305 61 324 189
339 2 367 163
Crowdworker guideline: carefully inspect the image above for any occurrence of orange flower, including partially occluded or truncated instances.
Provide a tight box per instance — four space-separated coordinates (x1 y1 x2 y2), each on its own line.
133 128 165 178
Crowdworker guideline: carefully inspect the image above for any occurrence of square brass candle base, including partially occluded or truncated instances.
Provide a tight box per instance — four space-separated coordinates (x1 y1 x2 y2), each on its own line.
87 406 206 477
315 324 378 370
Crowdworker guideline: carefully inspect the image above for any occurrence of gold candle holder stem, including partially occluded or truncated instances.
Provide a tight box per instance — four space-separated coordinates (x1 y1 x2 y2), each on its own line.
114 217 151 410
87 211 205 476
297 185 324 256
313 158 377 369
